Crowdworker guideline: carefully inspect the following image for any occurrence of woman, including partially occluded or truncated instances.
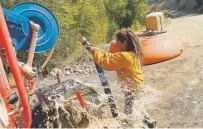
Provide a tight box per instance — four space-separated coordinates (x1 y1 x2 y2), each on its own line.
86 30 144 115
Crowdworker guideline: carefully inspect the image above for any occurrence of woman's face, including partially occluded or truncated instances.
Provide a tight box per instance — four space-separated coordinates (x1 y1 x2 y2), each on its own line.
115 39 127 51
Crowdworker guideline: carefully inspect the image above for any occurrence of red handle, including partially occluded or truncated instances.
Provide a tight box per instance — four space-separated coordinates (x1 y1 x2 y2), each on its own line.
0 6 31 128
76 91 88 112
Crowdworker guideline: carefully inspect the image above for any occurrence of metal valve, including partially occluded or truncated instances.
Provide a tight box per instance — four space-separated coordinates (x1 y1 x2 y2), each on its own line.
18 62 36 80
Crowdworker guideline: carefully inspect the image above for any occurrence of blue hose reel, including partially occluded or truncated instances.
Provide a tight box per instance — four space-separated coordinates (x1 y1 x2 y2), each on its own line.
3 2 59 53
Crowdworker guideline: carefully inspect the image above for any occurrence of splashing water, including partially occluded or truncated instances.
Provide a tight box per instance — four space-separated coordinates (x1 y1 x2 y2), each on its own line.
86 81 162 128
31 79 162 128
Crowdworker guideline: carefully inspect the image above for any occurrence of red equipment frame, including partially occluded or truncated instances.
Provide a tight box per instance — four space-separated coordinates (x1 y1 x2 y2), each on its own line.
0 6 31 128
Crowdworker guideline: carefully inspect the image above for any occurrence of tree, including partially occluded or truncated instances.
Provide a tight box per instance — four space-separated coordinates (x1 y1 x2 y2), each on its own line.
103 0 149 41
121 0 149 28
103 0 127 41
103 0 127 26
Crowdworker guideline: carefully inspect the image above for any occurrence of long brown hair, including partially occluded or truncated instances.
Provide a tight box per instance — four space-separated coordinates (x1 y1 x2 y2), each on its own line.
116 30 143 65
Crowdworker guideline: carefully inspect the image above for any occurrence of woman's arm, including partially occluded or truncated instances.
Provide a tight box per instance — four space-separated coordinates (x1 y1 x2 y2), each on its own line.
92 49 128 71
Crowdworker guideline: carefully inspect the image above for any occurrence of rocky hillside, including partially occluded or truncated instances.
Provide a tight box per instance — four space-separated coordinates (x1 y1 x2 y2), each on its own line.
149 0 203 13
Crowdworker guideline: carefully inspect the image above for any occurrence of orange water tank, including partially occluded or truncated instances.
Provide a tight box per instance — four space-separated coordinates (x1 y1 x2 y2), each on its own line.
109 34 183 65
141 34 183 65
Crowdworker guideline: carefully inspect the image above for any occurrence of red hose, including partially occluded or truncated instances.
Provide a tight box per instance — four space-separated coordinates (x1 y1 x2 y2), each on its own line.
76 91 88 112
0 6 31 128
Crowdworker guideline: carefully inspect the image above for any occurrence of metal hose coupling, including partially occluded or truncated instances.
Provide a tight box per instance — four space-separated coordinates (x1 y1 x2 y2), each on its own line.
18 61 36 80
80 37 93 49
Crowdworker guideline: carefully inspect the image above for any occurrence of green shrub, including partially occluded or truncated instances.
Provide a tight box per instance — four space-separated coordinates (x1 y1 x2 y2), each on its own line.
162 10 171 18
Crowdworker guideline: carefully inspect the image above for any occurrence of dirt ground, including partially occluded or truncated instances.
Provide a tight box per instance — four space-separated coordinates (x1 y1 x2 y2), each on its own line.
144 12 203 127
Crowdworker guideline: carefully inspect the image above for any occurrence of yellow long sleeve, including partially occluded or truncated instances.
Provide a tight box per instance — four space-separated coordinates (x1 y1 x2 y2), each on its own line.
93 50 130 71
93 49 144 91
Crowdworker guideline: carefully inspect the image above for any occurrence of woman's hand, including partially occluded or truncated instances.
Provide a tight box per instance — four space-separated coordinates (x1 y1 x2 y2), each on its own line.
79 38 97 54
87 46 97 54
